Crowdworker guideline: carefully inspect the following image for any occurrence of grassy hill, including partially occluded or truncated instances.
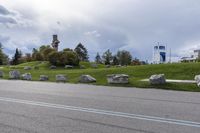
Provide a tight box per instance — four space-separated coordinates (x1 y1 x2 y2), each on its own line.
1 61 200 92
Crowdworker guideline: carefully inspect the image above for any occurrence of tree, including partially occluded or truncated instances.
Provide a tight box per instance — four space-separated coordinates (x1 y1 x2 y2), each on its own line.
12 48 22 65
116 50 132 65
32 48 38 61
102 49 113 65
95 52 102 64
48 51 59 65
48 51 79 66
74 43 89 62
0 43 8 65
112 55 119 65
24 53 32 62
42 47 55 60
35 52 44 61
58 51 79 66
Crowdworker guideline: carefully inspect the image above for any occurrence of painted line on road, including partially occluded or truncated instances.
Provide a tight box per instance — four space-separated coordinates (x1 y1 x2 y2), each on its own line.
0 96 199 128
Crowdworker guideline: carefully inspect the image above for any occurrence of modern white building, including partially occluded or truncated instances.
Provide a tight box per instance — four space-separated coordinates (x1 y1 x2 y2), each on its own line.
153 44 166 64
180 50 200 62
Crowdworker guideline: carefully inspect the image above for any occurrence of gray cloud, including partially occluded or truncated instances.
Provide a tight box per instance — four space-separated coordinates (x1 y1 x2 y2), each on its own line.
1 0 200 61
0 5 11 15
0 16 17 24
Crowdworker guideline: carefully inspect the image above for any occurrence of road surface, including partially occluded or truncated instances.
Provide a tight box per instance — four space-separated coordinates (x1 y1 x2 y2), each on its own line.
0 80 200 133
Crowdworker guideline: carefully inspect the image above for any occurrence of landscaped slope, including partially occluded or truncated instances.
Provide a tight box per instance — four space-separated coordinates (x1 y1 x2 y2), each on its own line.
1 61 200 91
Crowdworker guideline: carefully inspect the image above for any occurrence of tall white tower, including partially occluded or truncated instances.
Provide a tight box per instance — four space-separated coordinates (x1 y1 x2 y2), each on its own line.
153 42 166 64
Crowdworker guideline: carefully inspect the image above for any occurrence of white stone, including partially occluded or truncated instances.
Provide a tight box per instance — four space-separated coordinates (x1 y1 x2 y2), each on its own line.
24 66 32 70
0 71 3 78
39 75 49 81
21 73 32 80
107 74 129 84
194 75 200 87
65 65 74 69
9 70 20 79
79 75 96 83
50 65 56 69
56 74 67 82
149 74 166 85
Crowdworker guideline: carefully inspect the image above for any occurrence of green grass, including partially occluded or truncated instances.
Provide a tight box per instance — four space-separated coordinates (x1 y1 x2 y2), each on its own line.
0 61 200 92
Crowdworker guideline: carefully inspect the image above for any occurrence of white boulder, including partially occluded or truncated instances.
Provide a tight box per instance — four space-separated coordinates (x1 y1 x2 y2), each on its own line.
79 75 96 83
21 73 32 80
24 66 32 70
0 71 3 78
149 74 166 85
9 70 20 79
107 74 129 84
56 74 67 82
39 75 49 81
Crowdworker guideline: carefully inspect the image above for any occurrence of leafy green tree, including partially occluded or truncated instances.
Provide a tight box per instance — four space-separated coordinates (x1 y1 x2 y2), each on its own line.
32 48 38 61
42 47 55 60
102 49 113 65
24 53 32 62
74 43 89 61
63 48 73 52
58 51 79 66
48 51 79 66
35 52 44 61
48 51 59 65
116 50 132 65
95 52 102 64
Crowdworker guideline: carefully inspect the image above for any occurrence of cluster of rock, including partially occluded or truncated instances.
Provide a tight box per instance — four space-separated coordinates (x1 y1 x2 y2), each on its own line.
0 69 131 84
149 74 166 85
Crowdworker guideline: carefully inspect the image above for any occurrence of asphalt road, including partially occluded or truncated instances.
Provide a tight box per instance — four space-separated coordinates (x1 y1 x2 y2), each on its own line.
0 80 200 133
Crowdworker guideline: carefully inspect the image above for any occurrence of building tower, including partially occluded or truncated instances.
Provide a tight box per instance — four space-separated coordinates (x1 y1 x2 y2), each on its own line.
51 35 60 51
153 42 166 64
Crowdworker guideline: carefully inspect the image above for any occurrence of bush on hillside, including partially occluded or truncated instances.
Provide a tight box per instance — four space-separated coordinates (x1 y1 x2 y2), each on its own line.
48 51 79 66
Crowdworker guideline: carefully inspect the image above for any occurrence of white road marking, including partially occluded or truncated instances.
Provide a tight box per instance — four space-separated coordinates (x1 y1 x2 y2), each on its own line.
0 96 199 128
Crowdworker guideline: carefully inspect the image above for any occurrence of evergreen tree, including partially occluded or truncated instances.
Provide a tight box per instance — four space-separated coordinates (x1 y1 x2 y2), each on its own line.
74 43 89 61
112 55 119 65
12 48 22 65
95 52 102 64
102 49 113 65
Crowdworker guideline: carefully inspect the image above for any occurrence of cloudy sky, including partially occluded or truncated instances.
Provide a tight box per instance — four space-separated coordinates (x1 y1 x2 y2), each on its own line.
0 0 200 61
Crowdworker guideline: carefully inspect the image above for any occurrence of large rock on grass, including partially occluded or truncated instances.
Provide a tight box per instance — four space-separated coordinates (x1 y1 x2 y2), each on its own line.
149 74 166 85
56 74 67 82
21 73 32 80
194 75 200 87
79 75 96 83
24 66 32 70
50 65 56 69
0 71 3 78
40 75 49 81
65 65 74 69
9 70 20 79
107 74 129 84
